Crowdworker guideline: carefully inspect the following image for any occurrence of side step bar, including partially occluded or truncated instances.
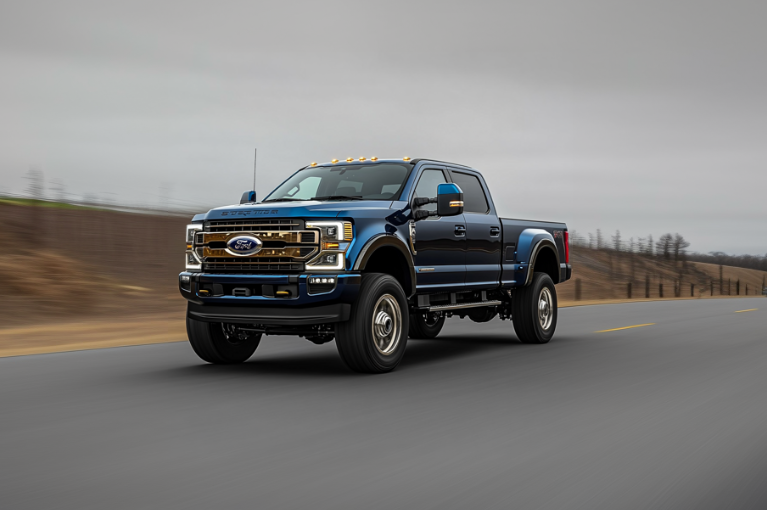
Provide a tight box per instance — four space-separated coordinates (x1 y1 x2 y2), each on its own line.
428 300 502 312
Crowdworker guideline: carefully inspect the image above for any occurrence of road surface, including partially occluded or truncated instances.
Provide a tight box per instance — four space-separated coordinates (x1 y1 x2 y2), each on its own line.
1 298 766 509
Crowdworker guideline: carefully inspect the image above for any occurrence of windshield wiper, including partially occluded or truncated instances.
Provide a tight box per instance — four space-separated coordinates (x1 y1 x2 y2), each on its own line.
262 198 308 203
312 195 365 201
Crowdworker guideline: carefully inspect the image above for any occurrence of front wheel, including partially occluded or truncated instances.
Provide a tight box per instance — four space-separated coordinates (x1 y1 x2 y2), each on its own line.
511 272 557 344
335 273 409 373
186 316 262 364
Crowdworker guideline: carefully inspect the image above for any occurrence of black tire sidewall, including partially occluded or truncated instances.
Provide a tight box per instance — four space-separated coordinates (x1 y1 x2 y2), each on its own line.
187 316 261 364
337 273 410 373
530 273 557 342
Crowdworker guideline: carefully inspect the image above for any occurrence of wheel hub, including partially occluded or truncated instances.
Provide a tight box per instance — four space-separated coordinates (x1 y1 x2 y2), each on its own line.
375 311 394 336
538 287 553 331
371 294 402 356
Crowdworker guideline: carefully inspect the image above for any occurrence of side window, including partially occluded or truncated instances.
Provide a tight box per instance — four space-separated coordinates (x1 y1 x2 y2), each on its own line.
414 169 447 212
450 171 489 213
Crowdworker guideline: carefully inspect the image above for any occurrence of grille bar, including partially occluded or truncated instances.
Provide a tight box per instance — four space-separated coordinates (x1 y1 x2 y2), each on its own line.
200 219 315 273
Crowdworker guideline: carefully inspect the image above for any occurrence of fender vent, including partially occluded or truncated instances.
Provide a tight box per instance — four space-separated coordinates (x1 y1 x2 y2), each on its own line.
505 245 516 262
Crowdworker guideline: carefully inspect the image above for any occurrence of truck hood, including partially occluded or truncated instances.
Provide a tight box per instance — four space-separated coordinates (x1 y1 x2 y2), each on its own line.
192 200 398 221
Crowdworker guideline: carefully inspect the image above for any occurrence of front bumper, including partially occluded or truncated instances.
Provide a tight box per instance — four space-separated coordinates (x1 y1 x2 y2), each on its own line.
187 302 350 325
179 272 361 325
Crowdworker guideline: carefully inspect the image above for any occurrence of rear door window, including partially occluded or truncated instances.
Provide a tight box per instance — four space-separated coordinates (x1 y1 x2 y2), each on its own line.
449 171 489 213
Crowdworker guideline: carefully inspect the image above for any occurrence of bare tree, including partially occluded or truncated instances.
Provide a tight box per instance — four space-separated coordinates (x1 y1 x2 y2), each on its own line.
612 230 622 251
672 233 690 262
646 235 654 257
596 229 604 250
656 233 673 260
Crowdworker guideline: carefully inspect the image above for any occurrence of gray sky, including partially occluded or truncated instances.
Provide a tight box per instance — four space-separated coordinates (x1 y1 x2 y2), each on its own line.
1 0 765 254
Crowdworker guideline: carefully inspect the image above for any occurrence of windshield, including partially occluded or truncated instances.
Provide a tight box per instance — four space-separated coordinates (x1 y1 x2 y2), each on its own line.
264 163 412 202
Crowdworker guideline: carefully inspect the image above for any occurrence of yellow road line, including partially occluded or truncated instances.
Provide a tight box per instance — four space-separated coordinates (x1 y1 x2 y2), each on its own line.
596 323 655 333
735 308 758 313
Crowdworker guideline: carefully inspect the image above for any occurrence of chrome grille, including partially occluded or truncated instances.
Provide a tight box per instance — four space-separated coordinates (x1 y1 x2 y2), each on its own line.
199 219 318 274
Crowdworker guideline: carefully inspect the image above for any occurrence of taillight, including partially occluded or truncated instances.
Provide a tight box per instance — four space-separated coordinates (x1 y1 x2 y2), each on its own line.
564 231 570 264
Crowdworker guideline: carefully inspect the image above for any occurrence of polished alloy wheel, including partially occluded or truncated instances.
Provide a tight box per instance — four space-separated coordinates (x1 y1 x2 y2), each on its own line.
372 294 402 355
538 287 553 331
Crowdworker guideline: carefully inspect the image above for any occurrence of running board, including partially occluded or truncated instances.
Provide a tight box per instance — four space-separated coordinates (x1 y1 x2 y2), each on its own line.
428 300 502 312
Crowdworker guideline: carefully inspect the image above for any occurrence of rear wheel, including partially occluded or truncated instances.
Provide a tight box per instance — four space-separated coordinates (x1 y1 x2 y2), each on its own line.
336 273 409 373
512 272 557 344
186 316 261 364
409 311 445 339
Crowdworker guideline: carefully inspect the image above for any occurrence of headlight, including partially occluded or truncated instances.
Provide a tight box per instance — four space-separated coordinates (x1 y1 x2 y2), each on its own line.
185 223 202 271
306 221 353 271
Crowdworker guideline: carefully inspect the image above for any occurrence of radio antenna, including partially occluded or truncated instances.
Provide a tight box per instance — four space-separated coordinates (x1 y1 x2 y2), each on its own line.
253 148 257 192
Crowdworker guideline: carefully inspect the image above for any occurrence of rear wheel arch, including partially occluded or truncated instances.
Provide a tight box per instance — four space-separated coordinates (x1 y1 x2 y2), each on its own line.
526 240 560 285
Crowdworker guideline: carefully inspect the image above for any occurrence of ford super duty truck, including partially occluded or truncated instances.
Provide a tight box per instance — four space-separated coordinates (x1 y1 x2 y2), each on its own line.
180 157 571 373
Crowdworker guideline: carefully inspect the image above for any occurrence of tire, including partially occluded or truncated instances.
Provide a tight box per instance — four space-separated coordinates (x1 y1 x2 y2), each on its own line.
512 272 557 344
409 311 445 339
335 273 409 373
186 316 262 364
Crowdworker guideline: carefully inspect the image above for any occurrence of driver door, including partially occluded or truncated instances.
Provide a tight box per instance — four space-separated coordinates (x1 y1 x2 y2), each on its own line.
411 167 466 291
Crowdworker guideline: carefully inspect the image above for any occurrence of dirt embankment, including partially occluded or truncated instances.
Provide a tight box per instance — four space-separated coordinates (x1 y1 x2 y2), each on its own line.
558 247 767 302
1 202 764 329
0 203 188 326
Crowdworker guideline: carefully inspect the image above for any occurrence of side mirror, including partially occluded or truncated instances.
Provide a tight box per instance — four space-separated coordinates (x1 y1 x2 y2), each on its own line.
240 190 256 204
436 183 463 216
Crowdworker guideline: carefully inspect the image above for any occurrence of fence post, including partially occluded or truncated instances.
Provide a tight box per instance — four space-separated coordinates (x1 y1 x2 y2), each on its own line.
737 279 740 295
729 278 731 295
691 283 694 297
659 283 663 298
575 278 582 301
710 281 714 296
627 282 632 299
645 275 650 298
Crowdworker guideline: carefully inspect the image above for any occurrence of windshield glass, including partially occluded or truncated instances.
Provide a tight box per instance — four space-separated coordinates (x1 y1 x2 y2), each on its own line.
265 163 412 202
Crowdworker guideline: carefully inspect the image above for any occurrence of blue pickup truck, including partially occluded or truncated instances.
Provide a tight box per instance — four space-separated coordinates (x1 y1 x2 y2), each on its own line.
180 157 571 373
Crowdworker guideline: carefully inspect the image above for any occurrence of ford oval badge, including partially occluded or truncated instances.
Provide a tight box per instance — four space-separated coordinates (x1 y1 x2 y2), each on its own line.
225 235 263 256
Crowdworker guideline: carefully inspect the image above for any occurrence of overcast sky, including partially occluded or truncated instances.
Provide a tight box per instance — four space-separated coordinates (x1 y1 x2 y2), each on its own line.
1 0 765 254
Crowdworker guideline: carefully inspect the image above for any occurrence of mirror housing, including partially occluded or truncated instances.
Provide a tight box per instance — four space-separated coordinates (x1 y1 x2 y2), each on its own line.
436 183 463 216
240 190 256 204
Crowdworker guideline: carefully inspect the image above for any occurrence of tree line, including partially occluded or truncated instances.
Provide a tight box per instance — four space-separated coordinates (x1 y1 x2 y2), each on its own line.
570 229 767 273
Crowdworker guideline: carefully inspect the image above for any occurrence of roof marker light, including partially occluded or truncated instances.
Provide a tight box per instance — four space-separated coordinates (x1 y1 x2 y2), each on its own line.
331 159 339 163
346 157 353 162
359 157 366 161
310 162 318 167
403 156 411 161
371 156 378 161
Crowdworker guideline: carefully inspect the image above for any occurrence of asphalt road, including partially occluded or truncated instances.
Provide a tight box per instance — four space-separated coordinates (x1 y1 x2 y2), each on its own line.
2 298 766 510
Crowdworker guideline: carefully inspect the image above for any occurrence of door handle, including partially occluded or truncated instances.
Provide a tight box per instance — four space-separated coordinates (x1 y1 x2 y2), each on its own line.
454 225 466 237
490 226 501 237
